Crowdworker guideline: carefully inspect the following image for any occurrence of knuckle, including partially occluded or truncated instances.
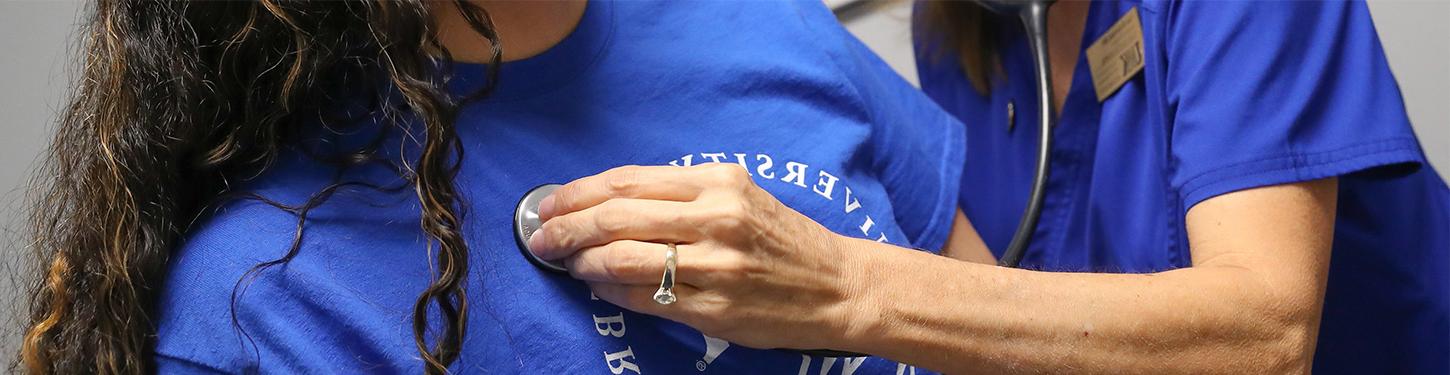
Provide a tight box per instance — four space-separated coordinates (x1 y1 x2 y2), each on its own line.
566 259 586 278
711 215 747 234
623 247 651 276
724 166 752 185
551 220 582 248
603 244 646 280
725 164 750 180
704 201 752 231
552 185 577 212
604 165 642 197
537 226 574 254
592 203 629 235
703 163 750 186
601 253 627 281
705 251 752 283
538 221 563 245
719 251 752 274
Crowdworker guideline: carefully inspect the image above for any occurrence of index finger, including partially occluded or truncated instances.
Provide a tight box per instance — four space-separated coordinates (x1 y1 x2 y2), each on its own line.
539 165 709 220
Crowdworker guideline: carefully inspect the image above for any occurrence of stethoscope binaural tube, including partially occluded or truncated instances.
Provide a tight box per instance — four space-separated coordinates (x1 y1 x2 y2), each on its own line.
973 0 1058 268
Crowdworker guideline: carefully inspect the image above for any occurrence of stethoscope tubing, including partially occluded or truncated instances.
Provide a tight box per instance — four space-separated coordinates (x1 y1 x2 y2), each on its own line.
998 0 1057 268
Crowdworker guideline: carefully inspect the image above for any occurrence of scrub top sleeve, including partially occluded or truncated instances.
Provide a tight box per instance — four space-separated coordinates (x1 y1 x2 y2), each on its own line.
1161 0 1426 212
796 1 968 252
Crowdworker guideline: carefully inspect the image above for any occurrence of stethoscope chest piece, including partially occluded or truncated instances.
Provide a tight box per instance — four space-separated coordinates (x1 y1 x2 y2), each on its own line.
514 184 568 273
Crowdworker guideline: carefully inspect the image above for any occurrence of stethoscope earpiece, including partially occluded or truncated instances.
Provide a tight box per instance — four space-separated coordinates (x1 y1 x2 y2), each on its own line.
514 183 569 273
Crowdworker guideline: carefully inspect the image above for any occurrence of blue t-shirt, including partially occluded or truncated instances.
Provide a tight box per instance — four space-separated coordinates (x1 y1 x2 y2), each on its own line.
915 0 1448 373
154 1 964 373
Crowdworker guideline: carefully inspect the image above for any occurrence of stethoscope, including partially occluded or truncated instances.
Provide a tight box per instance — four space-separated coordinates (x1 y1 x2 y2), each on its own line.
975 0 1060 269
512 0 1058 357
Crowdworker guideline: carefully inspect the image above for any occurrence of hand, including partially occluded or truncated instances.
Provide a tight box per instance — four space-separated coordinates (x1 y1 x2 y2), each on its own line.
526 164 875 351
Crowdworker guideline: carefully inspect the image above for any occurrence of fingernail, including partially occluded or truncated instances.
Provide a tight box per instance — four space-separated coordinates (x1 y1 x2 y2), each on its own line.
527 224 550 254
537 194 557 220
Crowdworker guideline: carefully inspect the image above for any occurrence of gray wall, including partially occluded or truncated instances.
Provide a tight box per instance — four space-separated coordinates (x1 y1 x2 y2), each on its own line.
1 0 1446 358
1 0 83 360
1370 0 1450 163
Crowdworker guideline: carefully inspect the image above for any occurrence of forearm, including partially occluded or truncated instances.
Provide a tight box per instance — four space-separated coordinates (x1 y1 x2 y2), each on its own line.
836 238 1321 374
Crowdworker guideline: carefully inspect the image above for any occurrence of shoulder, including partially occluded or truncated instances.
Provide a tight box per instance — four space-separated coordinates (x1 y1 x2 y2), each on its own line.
154 186 432 370
1140 0 1373 31
152 198 303 371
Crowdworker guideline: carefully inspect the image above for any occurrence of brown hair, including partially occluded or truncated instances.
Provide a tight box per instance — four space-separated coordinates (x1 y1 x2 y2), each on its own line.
17 0 499 373
918 1 1001 94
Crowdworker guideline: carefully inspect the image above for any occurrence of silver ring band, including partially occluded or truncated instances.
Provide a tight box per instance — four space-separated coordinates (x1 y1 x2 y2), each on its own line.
653 243 678 305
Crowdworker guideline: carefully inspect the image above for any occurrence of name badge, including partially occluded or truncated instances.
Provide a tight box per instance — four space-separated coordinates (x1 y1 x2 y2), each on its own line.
1086 7 1145 102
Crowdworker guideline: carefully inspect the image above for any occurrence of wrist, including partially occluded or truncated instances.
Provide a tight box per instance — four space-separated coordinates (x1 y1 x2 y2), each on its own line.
831 235 891 355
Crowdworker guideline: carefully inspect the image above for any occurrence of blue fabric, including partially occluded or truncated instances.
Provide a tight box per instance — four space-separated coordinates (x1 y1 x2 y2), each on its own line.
915 0 1449 372
154 1 963 374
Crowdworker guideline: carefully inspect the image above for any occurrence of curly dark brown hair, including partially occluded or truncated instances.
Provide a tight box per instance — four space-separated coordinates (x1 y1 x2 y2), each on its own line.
17 0 500 373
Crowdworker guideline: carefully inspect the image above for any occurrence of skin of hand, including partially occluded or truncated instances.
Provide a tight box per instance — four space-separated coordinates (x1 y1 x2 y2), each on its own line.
527 163 1337 373
526 163 873 351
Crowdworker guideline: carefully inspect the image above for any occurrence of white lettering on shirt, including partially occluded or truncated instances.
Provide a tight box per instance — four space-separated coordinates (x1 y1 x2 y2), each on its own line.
669 154 695 167
818 357 838 375
844 187 861 213
701 152 728 164
840 357 867 374
698 334 731 371
756 154 777 179
783 161 809 188
604 347 641 375
796 356 871 375
814 170 839 200
593 314 626 338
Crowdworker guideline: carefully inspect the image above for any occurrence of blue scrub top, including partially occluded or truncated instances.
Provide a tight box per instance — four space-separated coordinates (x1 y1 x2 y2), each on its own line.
915 0 1448 372
153 1 963 373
